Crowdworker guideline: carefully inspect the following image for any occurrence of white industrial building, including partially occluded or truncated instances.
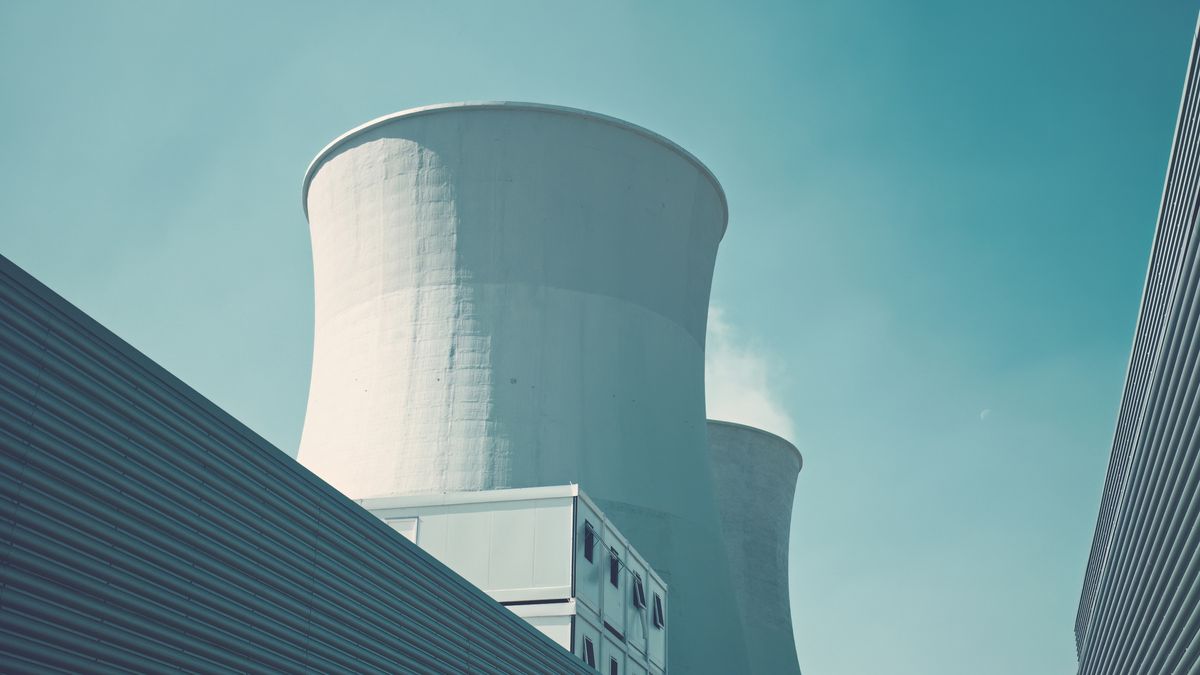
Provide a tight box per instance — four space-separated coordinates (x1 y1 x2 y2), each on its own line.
361 485 667 674
296 101 802 673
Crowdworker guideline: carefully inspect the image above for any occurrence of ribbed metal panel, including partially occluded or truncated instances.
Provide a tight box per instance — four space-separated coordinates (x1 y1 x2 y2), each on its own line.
1074 16 1200 674
0 253 589 674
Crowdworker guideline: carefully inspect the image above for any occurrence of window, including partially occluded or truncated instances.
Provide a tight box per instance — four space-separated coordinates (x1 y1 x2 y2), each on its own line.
652 593 665 628
632 574 646 609
583 637 596 667
584 521 595 563
609 547 620 587
385 517 418 544
609 657 619 675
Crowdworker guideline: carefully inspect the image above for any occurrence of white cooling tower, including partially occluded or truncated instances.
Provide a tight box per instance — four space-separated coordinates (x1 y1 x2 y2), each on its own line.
707 419 803 675
297 102 749 673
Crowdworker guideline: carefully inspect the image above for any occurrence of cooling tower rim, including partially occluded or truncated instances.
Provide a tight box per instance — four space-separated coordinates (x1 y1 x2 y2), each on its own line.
707 418 803 472
301 101 729 235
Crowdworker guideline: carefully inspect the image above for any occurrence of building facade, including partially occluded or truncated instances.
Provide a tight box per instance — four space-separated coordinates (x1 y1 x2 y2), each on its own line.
1075 17 1200 674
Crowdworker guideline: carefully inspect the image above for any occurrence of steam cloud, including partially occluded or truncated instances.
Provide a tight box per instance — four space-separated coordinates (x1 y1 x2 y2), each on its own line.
705 306 797 442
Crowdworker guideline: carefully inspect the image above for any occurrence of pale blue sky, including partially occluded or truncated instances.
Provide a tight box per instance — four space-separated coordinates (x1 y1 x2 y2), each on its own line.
2 1 1196 672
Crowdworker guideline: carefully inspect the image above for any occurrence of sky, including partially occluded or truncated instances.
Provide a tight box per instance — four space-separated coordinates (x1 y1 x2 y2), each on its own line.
1 1 1196 672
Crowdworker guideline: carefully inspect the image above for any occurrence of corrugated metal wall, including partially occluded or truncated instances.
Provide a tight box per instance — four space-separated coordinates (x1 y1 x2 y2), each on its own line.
1075 19 1200 657
1074 17 1200 675
0 253 589 674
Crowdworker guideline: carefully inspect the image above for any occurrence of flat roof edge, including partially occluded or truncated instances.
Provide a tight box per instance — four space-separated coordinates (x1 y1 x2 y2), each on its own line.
357 484 580 509
360 483 669 590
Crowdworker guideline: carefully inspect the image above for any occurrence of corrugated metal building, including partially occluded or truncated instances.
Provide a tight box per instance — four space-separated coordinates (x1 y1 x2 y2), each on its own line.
1074 16 1200 675
0 252 590 674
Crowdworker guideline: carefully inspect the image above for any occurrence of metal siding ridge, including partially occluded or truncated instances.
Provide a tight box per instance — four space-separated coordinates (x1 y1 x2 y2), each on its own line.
1113 263 1200 673
1082 259 1200 673
1 566 258 673
3 542 321 672
2 345 523 672
1087 239 1200 672
1118 264 1200 672
0 629 108 675
2 460 363 672
1081 245 1200 671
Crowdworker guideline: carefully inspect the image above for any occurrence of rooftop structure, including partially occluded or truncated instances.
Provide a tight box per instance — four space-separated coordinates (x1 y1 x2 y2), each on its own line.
361 485 669 674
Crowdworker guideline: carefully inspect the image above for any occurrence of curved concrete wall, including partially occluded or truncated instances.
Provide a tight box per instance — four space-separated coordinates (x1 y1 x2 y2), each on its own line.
297 102 749 673
707 420 803 675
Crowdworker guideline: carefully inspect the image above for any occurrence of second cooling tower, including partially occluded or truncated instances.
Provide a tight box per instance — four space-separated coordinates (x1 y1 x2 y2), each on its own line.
297 102 750 672
708 420 803 675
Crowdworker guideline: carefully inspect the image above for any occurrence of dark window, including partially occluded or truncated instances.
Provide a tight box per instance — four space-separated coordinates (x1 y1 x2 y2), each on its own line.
609 657 619 675
583 637 596 667
609 547 620 587
584 521 595 563
652 593 665 628
632 574 646 609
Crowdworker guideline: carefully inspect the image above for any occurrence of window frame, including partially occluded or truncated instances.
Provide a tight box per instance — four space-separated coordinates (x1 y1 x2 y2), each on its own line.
652 593 665 628
385 517 419 544
584 520 595 563
632 573 646 609
583 636 596 667
609 547 620 587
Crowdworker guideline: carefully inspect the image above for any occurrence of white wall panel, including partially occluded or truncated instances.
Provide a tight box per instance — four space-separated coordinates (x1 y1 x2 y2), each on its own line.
523 614 573 649
366 494 573 603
